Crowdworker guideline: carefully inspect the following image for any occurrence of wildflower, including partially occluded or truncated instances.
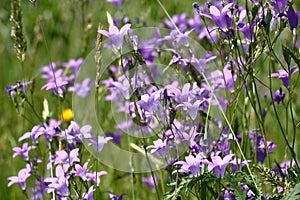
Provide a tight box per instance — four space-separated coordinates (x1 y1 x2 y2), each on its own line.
58 108 74 122
61 121 92 144
5 80 32 97
105 131 123 144
271 0 288 13
62 58 83 78
248 133 277 163
286 6 299 30
28 179 47 200
73 162 88 181
230 157 251 172
41 77 68 95
43 119 61 142
86 171 107 186
88 136 113 152
8 164 32 190
45 165 69 197
18 125 45 143
107 191 126 200
68 78 93 98
273 88 285 104
208 3 234 32
98 24 131 50
137 90 162 112
271 66 298 88
12 142 36 161
174 154 204 176
147 139 169 158
82 186 95 200
176 100 204 120
204 153 234 178
54 149 80 171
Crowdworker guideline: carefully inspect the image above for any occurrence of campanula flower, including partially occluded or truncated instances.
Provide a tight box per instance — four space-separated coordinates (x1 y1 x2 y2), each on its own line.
273 88 285 104
286 6 299 29
209 3 234 32
98 24 131 50
174 154 204 176
12 142 36 161
271 66 298 88
8 164 32 190
204 154 234 178
5 80 32 98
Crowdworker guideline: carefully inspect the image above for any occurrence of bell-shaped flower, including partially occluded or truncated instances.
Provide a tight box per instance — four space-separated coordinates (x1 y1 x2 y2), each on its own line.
98 24 131 50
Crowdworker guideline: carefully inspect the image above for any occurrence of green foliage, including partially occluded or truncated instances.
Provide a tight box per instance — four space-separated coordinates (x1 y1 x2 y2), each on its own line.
223 173 247 200
281 183 300 200
163 173 218 200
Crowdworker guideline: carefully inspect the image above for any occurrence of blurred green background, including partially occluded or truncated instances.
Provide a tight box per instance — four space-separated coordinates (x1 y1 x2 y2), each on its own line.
1 0 300 199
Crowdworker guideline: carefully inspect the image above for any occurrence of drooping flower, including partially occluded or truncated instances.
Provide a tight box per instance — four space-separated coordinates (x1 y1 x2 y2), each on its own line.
248 132 277 163
271 66 298 88
8 164 32 190
273 88 285 104
98 24 131 50
107 191 126 200
286 6 299 30
271 0 288 14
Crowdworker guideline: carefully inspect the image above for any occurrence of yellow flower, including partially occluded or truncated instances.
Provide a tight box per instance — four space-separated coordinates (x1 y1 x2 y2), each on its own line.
58 108 74 122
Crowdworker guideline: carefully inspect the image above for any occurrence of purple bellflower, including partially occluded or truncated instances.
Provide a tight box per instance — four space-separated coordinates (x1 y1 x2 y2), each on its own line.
271 66 298 88
8 164 32 190
286 6 299 30
12 142 36 161
18 125 45 143
273 88 285 104
271 0 288 14
108 191 126 200
88 136 113 152
208 3 234 32
45 165 69 197
174 154 204 176
73 162 88 181
68 78 93 97
204 153 234 178
98 24 131 50
82 186 95 200
5 80 32 98
86 171 107 186
248 133 277 163
147 138 169 158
